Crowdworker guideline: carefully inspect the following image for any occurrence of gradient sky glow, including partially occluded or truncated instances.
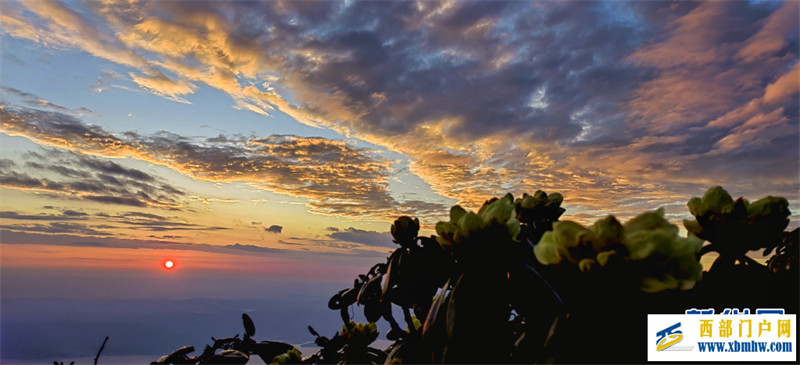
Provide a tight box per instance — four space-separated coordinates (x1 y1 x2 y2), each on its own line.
1 0 798 362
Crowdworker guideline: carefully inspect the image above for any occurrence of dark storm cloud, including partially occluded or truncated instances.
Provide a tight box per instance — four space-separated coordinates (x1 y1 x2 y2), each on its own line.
265 225 283 234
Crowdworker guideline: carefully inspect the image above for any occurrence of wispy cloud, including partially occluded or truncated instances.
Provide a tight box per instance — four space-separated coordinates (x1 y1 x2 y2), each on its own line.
326 227 394 248
0 0 192 101
0 228 389 260
1 206 230 240
0 148 187 209
0 222 112 236
101 211 229 232
128 72 196 104
225 242 282 253
0 210 89 221
0 87 96 116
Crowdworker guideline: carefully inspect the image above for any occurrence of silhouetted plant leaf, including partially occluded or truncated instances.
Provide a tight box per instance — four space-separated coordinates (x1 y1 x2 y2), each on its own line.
328 289 346 310
421 278 450 340
242 313 255 338
445 274 464 340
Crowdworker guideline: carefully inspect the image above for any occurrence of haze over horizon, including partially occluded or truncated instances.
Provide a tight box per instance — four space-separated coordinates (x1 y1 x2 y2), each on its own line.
1 0 798 362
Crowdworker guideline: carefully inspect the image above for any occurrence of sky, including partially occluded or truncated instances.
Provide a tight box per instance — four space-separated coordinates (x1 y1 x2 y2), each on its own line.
0 0 798 362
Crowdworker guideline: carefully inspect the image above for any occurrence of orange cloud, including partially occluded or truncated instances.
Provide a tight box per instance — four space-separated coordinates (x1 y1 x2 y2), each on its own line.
627 2 730 69
713 108 790 154
129 72 197 103
736 1 799 63
763 61 800 104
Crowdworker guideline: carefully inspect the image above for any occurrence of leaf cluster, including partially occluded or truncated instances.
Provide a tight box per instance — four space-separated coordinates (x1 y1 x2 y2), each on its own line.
684 186 790 270
534 209 704 292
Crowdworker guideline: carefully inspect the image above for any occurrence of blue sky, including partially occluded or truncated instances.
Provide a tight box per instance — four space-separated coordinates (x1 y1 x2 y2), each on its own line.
0 0 798 361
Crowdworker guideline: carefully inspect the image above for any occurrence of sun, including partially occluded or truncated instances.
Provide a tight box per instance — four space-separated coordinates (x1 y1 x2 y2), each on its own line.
164 260 175 269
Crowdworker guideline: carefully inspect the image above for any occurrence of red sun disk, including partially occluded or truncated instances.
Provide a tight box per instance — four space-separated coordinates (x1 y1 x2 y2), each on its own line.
163 259 175 269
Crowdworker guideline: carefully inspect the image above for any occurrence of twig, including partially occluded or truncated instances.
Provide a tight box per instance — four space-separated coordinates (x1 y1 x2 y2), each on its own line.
520 261 563 306
94 336 109 365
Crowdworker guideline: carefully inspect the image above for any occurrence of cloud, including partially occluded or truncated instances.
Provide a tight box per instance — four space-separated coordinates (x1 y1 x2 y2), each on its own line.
326 227 394 248
0 147 187 209
0 107 139 157
3 52 25 67
225 242 281 253
103 211 229 232
62 210 89 217
0 228 391 261
129 72 196 104
736 1 799 63
1 206 230 240
568 1 799 206
0 211 88 221
0 0 187 100
0 86 97 116
1 0 796 224
142 131 396 218
764 62 800 105
78 157 156 181
3 2 642 206
1 105 435 220
265 225 283 234
0 222 112 236
24 161 92 178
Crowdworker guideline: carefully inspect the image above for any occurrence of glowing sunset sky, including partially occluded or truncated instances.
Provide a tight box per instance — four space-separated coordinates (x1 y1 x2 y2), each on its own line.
0 0 798 361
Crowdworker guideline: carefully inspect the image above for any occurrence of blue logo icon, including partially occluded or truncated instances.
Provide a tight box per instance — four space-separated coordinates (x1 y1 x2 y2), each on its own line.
656 322 683 351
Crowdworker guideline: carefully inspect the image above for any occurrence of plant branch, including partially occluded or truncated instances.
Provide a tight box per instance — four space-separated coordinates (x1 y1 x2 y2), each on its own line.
94 336 109 365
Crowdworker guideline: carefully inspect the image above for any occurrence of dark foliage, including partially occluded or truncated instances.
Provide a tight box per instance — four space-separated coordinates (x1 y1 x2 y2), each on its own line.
153 187 798 364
